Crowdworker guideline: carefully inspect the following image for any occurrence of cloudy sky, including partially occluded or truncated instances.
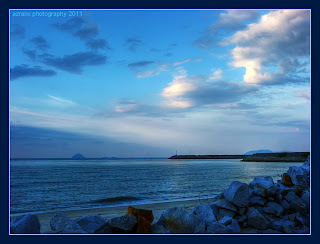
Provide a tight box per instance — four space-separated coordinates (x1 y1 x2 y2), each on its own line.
9 9 310 158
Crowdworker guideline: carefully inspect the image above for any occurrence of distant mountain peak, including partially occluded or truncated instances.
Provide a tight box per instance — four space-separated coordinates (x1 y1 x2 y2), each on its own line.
244 149 273 155
72 153 86 159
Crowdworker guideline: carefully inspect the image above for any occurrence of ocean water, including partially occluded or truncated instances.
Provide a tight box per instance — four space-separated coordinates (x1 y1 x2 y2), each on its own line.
10 158 302 216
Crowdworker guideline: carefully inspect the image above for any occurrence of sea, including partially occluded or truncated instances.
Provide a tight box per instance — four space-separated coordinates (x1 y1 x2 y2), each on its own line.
10 158 302 216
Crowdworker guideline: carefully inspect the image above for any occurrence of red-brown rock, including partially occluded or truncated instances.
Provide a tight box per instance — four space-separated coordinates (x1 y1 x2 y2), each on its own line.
126 206 154 233
282 173 294 186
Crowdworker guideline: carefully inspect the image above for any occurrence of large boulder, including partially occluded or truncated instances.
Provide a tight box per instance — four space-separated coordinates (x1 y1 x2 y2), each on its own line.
281 173 294 186
284 192 306 214
272 219 295 233
94 223 112 234
126 206 154 233
287 166 309 188
75 215 106 234
160 207 203 233
192 203 216 226
247 209 269 230
249 196 266 206
50 212 86 234
10 214 41 234
228 219 241 233
249 176 275 197
150 224 171 234
262 202 284 217
211 199 237 212
108 215 137 233
206 222 229 234
218 216 232 225
224 181 249 207
218 208 235 219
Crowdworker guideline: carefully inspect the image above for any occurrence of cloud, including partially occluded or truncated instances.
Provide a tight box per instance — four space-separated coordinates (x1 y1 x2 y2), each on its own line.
10 65 56 80
173 59 192 66
136 70 160 78
39 51 107 74
161 72 258 108
224 10 310 84
193 10 261 49
213 10 261 30
209 69 223 80
31 36 50 50
53 17 85 31
48 95 76 106
294 89 310 102
10 24 25 40
86 38 111 50
22 49 37 61
75 22 99 40
124 38 143 51
128 61 154 69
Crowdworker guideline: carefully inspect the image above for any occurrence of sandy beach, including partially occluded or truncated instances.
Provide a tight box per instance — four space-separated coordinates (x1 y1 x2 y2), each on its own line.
34 198 215 234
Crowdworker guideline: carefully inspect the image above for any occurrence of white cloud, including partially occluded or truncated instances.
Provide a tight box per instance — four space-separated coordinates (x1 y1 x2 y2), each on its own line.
224 10 310 84
48 95 76 106
161 75 197 98
209 68 223 80
136 70 160 78
173 59 192 66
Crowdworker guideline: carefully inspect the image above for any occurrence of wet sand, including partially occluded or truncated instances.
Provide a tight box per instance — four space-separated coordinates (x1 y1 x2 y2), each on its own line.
34 198 215 233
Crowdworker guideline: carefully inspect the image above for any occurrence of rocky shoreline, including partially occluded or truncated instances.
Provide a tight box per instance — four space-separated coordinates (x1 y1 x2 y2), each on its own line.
10 156 310 234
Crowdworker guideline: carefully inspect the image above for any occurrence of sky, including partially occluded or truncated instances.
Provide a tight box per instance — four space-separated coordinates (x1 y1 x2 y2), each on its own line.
9 9 311 158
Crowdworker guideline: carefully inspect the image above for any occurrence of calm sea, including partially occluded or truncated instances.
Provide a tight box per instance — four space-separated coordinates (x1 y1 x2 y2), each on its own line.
10 158 302 216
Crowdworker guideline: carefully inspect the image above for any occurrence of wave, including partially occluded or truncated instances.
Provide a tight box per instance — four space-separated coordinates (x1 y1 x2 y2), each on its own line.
93 196 140 204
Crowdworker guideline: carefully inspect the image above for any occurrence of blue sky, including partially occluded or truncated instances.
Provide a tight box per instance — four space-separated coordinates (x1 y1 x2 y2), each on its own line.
9 9 311 158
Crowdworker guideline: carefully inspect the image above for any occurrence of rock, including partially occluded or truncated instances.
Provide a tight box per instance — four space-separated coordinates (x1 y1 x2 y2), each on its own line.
192 203 216 226
295 212 309 227
218 208 235 219
246 206 262 217
249 196 266 206
238 207 246 215
160 207 203 233
237 215 247 224
249 176 274 198
218 216 232 225
10 214 41 234
272 220 295 233
247 209 269 230
206 222 229 234
50 212 86 234
281 173 294 186
281 200 291 210
108 215 137 233
151 224 170 234
210 204 219 218
75 215 106 234
126 206 154 233
242 227 258 233
288 213 296 222
277 183 295 195
228 219 241 233
293 226 310 234
223 181 249 207
303 155 310 166
301 191 310 210
287 166 309 188
262 202 284 217
212 199 237 212
193 222 207 233
94 223 112 234
284 192 306 214
275 193 283 203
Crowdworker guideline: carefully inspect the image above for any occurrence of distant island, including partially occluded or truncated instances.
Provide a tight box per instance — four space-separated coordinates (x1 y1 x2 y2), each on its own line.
71 153 86 159
243 149 273 155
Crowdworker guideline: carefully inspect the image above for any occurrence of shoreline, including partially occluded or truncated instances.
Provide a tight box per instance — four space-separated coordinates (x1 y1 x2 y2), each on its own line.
30 198 215 234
